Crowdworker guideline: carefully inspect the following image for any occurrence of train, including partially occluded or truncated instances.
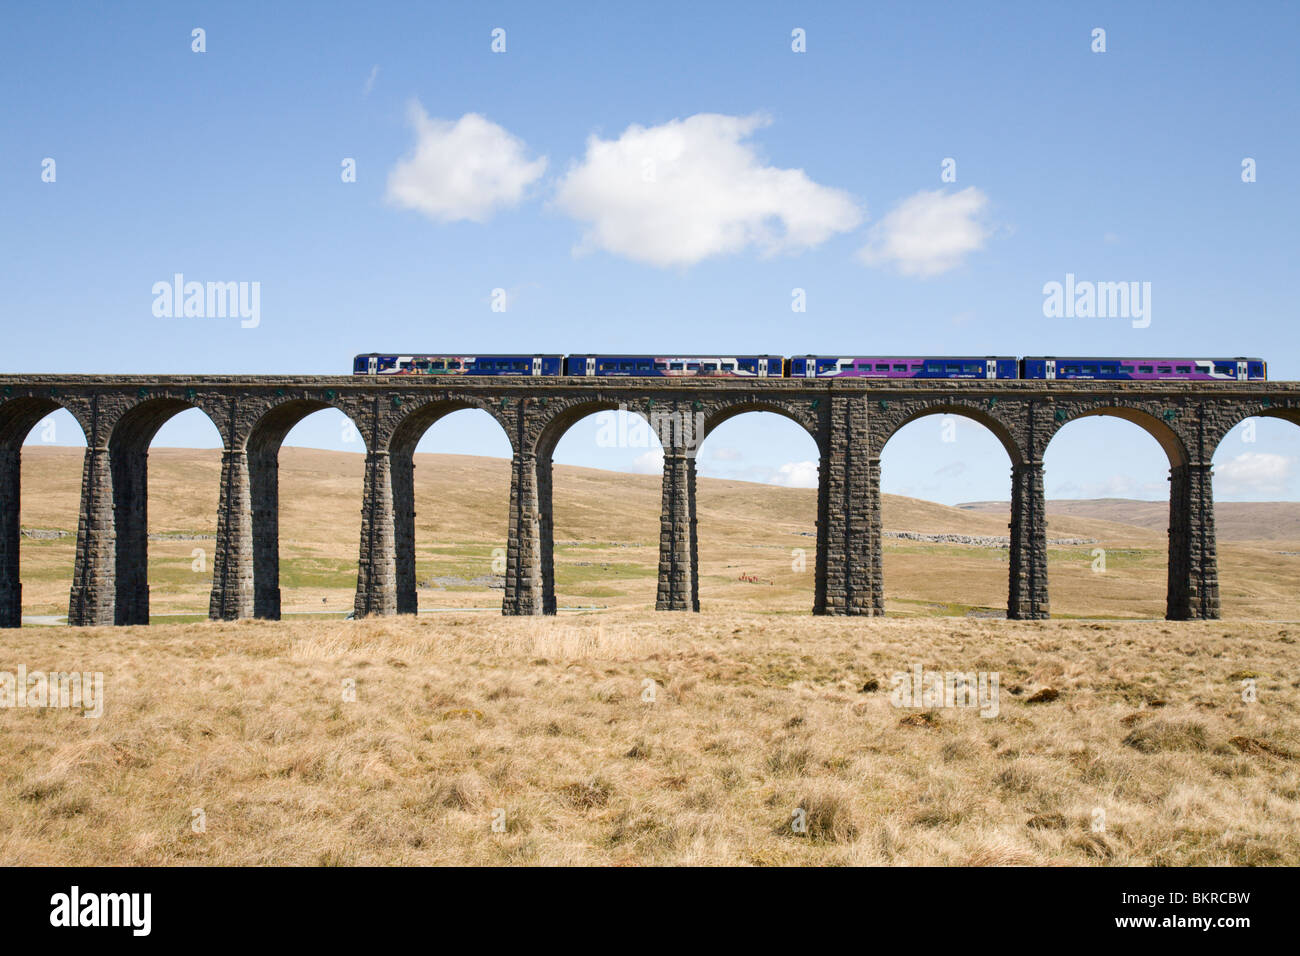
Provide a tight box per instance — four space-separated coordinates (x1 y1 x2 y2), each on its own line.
352 354 1268 381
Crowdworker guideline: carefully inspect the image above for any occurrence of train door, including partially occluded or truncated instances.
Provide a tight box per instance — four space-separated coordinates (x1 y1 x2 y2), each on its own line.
1237 359 1248 380
532 356 542 376
586 356 596 376
1045 359 1056 380
985 359 996 379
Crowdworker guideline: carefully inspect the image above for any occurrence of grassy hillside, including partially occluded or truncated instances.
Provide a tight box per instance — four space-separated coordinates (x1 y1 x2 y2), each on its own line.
15 446 1300 620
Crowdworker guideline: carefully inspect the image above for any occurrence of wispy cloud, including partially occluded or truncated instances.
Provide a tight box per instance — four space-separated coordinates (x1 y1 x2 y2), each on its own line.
858 187 991 277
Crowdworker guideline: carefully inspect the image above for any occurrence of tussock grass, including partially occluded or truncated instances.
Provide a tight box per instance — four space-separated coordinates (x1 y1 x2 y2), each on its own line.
1 613 1297 865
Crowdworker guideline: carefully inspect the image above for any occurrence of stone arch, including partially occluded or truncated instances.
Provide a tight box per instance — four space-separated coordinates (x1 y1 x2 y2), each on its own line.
1204 402 1300 618
386 397 517 614
237 397 367 619
1040 403 1190 469
1203 401 1300 461
872 399 1028 618
693 403 824 613
525 398 660 614
531 397 655 462
1041 402 1199 619
103 397 223 625
701 398 825 455
0 396 88 627
873 399 1025 465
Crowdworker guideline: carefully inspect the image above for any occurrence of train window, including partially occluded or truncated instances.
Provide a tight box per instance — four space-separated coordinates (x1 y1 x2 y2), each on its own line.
515 361 529 371
1139 365 1153 373
598 362 613 371
687 362 700 370
894 364 907 372
1176 365 1191 373
1158 365 1172 373
670 362 684 371
965 364 979 374
449 361 462 369
654 361 668 371
636 362 651 372
721 362 735 371
1120 365 1135 373
876 363 890 371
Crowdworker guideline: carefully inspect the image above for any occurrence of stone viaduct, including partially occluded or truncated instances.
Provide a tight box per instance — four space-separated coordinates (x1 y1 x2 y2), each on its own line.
1 374 1296 627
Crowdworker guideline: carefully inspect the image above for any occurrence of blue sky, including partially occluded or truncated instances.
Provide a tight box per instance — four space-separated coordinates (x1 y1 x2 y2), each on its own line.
3 1 1298 503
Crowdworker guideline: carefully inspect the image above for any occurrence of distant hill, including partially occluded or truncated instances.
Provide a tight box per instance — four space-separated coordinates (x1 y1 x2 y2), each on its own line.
958 498 1300 542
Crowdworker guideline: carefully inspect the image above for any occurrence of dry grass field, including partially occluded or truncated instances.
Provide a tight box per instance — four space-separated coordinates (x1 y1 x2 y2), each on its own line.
4 447 1299 866
1 614 1297 865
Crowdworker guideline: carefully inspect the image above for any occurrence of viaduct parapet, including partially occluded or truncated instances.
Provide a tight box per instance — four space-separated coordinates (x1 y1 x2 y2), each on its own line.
2 374 1296 626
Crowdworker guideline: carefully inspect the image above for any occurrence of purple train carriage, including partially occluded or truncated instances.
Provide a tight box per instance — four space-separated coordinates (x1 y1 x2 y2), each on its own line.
1020 357 1266 381
787 356 1019 379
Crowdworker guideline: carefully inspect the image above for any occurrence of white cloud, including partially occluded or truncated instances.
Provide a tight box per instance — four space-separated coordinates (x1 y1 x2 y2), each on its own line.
553 113 862 267
1215 452 1294 496
769 460 819 488
364 65 379 95
708 446 744 462
858 186 991 277
386 106 547 223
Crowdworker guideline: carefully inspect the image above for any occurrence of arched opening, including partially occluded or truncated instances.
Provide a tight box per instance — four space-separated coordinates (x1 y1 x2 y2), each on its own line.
254 403 365 618
1042 413 1181 619
1211 412 1300 619
544 406 663 611
389 404 512 614
1 402 85 626
108 402 222 624
879 411 1018 617
694 410 820 613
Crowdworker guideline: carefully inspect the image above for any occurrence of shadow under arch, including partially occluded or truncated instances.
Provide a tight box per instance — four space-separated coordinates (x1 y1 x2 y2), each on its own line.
535 400 659 614
694 408 822 613
238 398 366 619
388 398 514 614
0 398 85 627
1043 406 1193 619
877 408 1022 617
107 398 221 625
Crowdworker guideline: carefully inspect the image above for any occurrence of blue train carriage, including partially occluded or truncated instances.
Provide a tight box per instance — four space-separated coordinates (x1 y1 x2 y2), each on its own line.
787 356 1019 379
1020 357 1267 381
353 353 564 376
563 355 784 377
